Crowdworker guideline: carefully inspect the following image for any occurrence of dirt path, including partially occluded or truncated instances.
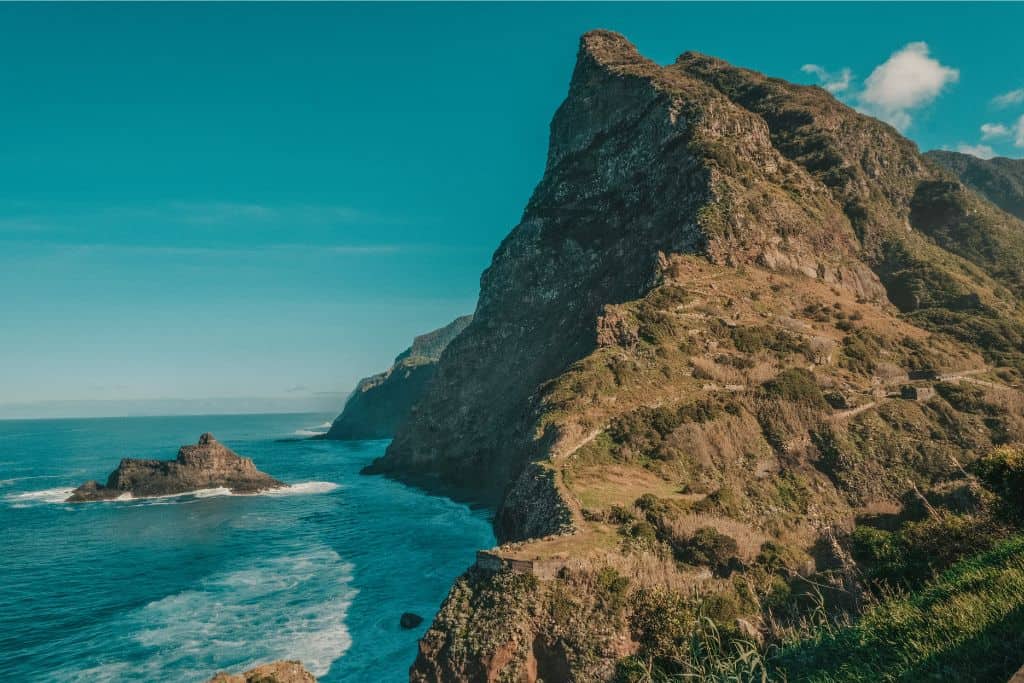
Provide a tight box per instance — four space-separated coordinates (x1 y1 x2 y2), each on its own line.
561 427 604 459
830 401 879 422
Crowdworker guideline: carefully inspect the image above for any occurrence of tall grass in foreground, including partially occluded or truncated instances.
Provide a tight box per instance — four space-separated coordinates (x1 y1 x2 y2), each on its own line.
773 534 1024 682
618 536 1024 682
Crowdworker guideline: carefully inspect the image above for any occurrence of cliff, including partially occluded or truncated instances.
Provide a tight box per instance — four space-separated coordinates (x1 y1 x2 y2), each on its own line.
67 433 283 501
368 31 1024 681
325 315 472 440
926 150 1024 221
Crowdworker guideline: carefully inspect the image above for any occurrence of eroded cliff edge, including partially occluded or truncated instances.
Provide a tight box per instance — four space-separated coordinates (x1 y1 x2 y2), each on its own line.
363 31 1024 681
326 315 472 440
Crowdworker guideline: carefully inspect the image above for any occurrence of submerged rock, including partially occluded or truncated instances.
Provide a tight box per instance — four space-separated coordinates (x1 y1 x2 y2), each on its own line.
66 433 284 502
207 660 316 683
400 612 424 629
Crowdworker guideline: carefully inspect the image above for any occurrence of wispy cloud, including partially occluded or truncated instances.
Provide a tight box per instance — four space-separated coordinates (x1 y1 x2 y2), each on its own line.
981 123 1012 140
857 42 959 130
960 114 1024 157
801 64 853 93
992 88 1024 108
973 115 1024 150
799 42 958 132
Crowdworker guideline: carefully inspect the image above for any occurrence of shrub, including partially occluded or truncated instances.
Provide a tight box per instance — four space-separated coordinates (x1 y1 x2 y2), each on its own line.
936 381 998 415
761 368 826 409
677 527 741 577
974 445 1024 515
731 325 807 356
851 513 1009 588
840 329 883 375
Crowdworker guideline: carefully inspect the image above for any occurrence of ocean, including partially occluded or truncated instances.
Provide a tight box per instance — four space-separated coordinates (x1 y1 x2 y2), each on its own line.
0 413 495 681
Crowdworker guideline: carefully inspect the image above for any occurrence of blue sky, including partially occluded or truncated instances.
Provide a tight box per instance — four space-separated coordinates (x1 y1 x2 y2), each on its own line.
2 2 1022 417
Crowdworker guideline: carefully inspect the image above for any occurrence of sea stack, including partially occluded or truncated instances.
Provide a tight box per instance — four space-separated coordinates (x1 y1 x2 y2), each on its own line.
66 433 285 502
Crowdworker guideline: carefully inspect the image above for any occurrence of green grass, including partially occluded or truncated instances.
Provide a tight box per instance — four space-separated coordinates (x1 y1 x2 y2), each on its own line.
773 535 1024 682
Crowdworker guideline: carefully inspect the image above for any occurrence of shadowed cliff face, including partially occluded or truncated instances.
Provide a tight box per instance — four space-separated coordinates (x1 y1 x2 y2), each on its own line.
325 315 471 440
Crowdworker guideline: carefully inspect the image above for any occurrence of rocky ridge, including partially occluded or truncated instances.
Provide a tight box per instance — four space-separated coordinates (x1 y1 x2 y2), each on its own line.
66 433 283 502
325 315 472 440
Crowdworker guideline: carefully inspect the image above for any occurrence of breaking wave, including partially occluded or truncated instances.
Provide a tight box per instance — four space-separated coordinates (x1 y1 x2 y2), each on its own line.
54 546 356 681
293 421 333 437
4 482 339 507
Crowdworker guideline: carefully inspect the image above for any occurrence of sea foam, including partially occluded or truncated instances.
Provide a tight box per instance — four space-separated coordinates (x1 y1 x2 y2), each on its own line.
4 481 339 507
52 545 356 681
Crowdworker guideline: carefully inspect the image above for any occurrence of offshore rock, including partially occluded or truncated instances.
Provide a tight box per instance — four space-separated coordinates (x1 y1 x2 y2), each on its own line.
401 612 424 629
66 433 284 502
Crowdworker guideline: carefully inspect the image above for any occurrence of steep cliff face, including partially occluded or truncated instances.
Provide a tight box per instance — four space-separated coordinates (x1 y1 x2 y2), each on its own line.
371 30 884 515
384 32 1024 682
926 150 1024 221
325 315 471 440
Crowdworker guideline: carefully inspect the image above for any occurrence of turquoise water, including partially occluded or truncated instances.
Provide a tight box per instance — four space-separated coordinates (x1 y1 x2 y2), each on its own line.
0 413 494 681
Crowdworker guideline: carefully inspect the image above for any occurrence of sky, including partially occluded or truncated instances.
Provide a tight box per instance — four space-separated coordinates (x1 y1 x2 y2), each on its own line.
1 2 1022 418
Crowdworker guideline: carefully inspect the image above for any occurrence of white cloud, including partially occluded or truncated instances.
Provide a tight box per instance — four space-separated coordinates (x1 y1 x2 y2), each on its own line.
993 88 1024 108
857 42 959 130
981 123 1011 140
955 143 996 159
801 64 853 93
1016 114 1024 147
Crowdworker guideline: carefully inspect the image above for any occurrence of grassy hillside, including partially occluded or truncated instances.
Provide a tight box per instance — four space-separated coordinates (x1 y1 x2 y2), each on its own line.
774 535 1024 682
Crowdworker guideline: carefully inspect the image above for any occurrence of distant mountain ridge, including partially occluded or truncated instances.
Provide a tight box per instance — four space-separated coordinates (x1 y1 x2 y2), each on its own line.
324 315 472 440
926 150 1024 221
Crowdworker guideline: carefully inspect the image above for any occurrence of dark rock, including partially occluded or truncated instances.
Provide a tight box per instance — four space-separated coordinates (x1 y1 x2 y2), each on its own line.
400 612 424 629
66 433 284 502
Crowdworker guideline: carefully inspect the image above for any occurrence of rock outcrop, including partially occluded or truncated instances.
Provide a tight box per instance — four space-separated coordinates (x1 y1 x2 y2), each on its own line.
207 661 315 683
66 433 284 502
400 612 424 629
926 150 1024 221
325 315 472 440
365 30 1024 682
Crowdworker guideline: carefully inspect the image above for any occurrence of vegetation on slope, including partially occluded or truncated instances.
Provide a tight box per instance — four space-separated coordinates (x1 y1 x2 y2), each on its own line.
403 32 1024 683
774 535 1024 682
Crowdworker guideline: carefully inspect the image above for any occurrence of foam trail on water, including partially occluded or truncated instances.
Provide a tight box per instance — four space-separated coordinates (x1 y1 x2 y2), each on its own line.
293 429 326 436
5 482 339 507
5 487 76 504
293 421 333 436
52 545 356 681
268 481 340 495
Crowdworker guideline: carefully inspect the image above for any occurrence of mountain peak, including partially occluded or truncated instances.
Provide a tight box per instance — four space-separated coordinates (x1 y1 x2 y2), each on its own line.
578 30 645 69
